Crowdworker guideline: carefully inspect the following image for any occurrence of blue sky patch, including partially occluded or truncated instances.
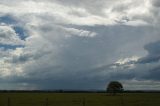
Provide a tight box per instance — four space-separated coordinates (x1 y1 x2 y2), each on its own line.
0 15 17 24
0 44 24 50
0 15 28 40
13 26 27 40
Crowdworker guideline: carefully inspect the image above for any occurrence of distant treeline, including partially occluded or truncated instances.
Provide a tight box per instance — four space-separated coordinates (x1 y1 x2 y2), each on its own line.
0 90 103 93
0 90 160 93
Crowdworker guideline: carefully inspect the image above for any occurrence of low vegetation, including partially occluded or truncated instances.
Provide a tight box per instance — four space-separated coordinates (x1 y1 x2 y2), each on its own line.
0 92 160 106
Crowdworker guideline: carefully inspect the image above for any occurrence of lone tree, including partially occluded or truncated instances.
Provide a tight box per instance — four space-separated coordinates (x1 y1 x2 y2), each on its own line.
107 81 123 95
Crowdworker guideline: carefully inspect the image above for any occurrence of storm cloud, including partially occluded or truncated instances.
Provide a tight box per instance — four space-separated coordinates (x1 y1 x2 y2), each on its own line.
0 0 160 90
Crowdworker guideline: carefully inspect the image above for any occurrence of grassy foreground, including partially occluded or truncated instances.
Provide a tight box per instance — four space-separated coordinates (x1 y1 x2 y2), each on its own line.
0 93 160 106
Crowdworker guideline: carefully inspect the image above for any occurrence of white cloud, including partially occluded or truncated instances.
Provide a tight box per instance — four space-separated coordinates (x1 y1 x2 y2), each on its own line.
0 48 25 78
64 27 97 37
0 0 156 26
0 25 24 45
116 56 140 65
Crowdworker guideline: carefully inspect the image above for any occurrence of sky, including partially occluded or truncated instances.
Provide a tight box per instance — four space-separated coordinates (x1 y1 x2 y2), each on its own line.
0 0 160 90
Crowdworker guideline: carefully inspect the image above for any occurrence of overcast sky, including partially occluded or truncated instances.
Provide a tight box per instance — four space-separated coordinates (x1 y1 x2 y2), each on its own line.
0 0 160 90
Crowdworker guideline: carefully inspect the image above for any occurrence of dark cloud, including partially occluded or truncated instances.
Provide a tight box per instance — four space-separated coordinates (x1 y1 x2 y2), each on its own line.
113 41 160 82
138 55 160 64
138 41 160 64
144 41 160 55
146 66 160 80
6 25 158 90
152 0 160 7
138 41 160 81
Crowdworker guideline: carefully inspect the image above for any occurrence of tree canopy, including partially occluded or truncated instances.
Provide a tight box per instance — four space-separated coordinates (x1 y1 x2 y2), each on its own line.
107 81 123 94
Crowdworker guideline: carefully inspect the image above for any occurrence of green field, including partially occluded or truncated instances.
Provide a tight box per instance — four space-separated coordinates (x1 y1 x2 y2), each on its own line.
0 93 160 106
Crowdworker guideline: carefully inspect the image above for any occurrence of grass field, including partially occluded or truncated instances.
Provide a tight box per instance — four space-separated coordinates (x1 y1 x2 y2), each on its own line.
0 93 160 106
